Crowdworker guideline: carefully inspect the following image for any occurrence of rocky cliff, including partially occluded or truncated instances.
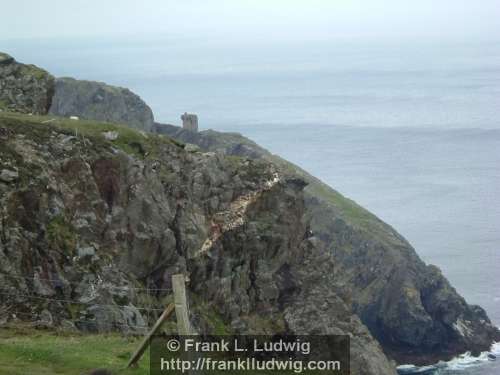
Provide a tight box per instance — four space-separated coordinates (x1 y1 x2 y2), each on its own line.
0 112 395 375
2 53 498 373
49 77 154 132
154 123 500 365
0 53 54 115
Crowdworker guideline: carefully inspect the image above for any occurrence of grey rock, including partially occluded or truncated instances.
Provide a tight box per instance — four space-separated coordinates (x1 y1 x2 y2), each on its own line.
184 143 200 152
49 77 154 132
34 309 53 328
5 76 498 372
0 52 54 114
33 272 56 297
103 131 119 141
282 239 396 375
121 305 147 333
0 169 18 183
79 304 146 334
156 122 500 366
0 114 396 374
77 246 96 258
0 52 15 65
60 319 78 332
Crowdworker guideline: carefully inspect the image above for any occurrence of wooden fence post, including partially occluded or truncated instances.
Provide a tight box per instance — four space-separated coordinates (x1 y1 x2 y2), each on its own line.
172 274 192 335
126 303 175 368
126 274 192 369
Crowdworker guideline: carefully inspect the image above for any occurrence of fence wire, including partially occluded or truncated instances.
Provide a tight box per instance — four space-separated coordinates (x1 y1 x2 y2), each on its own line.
0 272 171 293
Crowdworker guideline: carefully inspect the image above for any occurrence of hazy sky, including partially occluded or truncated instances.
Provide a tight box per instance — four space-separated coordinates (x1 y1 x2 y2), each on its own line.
1 0 499 42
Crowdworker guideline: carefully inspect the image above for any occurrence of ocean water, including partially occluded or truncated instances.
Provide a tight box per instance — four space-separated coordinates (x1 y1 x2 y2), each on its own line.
1 37 499 373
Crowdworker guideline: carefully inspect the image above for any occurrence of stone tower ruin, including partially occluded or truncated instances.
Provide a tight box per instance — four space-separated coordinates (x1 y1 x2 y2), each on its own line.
181 112 198 132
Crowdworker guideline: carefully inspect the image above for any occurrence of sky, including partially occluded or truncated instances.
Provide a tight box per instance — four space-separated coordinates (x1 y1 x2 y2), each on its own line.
1 0 499 42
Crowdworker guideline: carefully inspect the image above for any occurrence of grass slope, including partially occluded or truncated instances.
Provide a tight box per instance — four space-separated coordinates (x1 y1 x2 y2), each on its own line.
0 325 148 375
0 112 186 164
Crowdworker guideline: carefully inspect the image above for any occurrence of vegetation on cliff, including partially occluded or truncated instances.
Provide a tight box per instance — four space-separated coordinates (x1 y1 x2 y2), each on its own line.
49 77 155 132
155 123 500 365
0 112 395 374
1 52 499 374
0 53 54 115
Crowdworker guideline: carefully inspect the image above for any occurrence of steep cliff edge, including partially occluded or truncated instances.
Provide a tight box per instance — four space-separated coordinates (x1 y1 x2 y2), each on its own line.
0 112 395 375
154 123 500 365
0 53 54 115
2 51 498 371
0 51 154 132
49 77 154 132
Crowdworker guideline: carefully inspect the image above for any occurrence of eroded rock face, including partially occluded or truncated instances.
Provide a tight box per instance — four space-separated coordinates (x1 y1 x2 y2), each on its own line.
315 207 500 365
0 52 55 114
155 123 500 365
49 77 154 132
0 114 396 374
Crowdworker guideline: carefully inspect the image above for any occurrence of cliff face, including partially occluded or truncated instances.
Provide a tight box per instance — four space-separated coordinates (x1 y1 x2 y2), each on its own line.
2 53 498 372
0 53 54 115
154 123 500 365
49 77 154 132
0 113 395 375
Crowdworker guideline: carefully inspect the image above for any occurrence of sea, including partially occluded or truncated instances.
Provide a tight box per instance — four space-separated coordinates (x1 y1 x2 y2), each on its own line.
1 36 499 374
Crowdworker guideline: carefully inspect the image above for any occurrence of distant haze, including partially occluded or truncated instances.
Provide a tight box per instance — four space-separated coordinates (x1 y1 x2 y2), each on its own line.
1 0 499 42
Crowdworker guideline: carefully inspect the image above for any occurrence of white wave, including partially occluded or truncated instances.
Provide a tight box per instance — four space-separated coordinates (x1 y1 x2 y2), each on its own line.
446 351 489 370
442 341 499 371
490 341 500 355
397 340 499 374
398 364 418 370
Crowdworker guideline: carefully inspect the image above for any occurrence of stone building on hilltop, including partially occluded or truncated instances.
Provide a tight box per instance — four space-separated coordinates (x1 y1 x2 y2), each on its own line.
181 112 198 132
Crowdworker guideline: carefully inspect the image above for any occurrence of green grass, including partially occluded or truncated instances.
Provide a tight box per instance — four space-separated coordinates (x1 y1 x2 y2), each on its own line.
0 325 149 375
19 64 50 80
263 153 399 243
46 215 77 255
306 180 376 227
199 307 233 336
0 111 183 159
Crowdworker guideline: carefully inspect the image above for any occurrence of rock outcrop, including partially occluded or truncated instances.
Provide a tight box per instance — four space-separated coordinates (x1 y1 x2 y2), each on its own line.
154 122 500 365
2 53 498 372
49 77 154 132
0 113 396 375
0 52 55 115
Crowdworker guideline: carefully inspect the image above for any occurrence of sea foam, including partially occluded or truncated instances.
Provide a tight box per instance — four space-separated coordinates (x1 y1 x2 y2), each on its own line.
397 341 499 374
